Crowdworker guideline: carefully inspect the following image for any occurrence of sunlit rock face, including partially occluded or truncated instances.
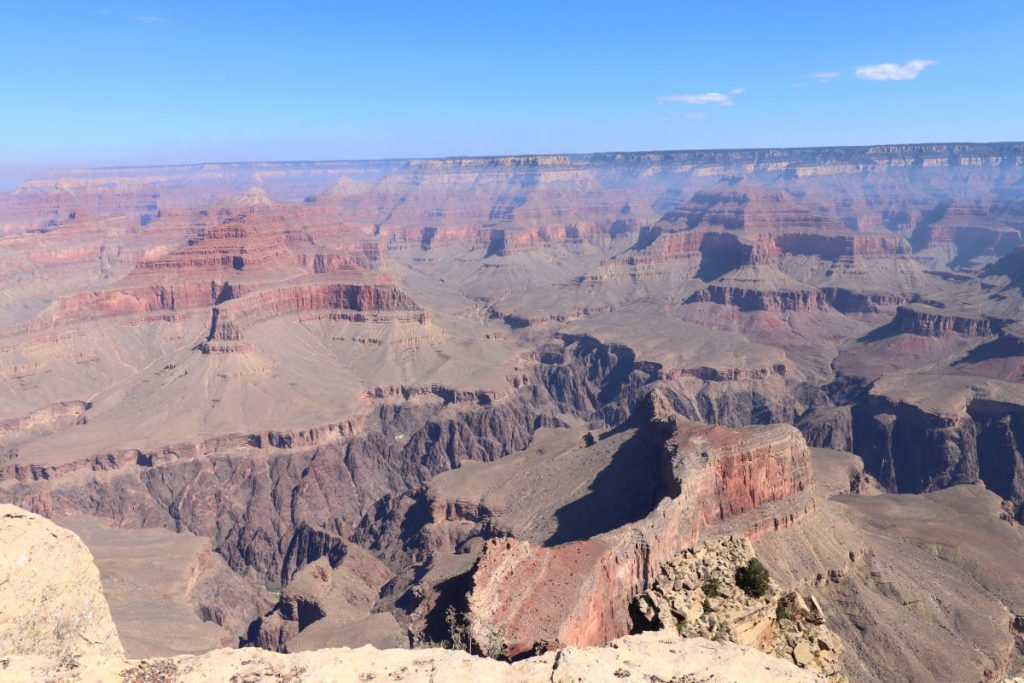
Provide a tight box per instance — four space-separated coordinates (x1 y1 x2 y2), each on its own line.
1 143 1024 682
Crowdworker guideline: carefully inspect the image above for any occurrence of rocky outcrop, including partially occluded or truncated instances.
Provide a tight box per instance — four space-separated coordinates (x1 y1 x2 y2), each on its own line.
203 281 422 344
0 502 821 683
891 304 998 337
246 543 400 652
984 245 1024 284
659 185 840 234
4 631 824 683
957 322 1024 374
818 288 906 314
632 537 845 681
38 281 234 326
0 505 122 659
688 285 830 312
851 376 1024 520
185 541 273 641
0 419 359 484
132 216 293 275
0 401 89 459
302 245 383 272
797 405 853 451
754 463 1024 683
464 395 813 656
774 232 908 259
909 201 1022 268
1 380 568 583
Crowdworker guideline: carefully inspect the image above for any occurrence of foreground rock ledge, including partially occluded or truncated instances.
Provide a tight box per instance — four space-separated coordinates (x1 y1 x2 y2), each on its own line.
0 503 820 682
0 505 122 660
4 634 824 683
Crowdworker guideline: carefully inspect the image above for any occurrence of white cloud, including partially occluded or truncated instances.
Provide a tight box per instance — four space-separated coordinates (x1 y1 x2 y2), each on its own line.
659 92 734 106
136 15 166 24
855 59 936 81
729 87 745 95
814 72 840 80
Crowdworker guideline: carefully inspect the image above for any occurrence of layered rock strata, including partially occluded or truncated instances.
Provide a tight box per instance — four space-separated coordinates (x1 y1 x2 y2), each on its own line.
465 393 812 656
0 503 823 683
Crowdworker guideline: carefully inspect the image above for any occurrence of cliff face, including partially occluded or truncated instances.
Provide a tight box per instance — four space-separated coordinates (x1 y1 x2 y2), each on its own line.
851 376 1024 520
465 395 812 656
3 143 1024 678
689 285 830 313
245 543 402 652
0 502 823 683
891 305 997 337
633 537 845 682
4 388 559 583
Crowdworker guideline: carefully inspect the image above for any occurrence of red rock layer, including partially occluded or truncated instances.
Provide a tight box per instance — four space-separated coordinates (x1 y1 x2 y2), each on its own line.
818 287 906 313
466 399 811 656
687 286 829 313
686 284 909 314
39 282 236 327
893 305 996 337
133 216 295 275
208 283 421 337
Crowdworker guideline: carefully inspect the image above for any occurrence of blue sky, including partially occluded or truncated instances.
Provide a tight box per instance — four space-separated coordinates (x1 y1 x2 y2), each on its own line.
1 1 1022 172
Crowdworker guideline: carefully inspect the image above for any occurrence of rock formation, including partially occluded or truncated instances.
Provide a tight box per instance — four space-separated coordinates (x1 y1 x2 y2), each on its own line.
464 394 812 656
632 537 845 681
0 503 822 682
2 143 1024 681
0 505 122 660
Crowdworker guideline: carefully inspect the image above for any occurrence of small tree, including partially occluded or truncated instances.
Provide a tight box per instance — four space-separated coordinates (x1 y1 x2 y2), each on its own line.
445 606 468 652
583 432 596 447
703 577 721 598
735 558 771 598
483 624 508 659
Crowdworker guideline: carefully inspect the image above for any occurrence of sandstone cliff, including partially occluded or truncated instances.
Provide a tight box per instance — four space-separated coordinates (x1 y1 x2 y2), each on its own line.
464 393 812 656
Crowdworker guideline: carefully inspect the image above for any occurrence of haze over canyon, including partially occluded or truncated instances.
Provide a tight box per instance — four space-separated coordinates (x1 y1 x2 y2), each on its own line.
2 143 1024 682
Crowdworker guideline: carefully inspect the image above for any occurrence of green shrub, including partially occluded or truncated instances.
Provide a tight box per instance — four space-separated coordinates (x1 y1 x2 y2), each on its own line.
702 597 713 614
775 598 790 622
445 606 468 652
703 577 721 597
735 558 771 598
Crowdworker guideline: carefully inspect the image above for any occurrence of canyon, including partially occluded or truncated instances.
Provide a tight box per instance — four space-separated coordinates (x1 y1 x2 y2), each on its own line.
1 143 1024 681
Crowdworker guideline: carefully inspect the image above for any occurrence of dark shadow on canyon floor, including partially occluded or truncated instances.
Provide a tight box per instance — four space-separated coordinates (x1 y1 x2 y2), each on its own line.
546 429 667 545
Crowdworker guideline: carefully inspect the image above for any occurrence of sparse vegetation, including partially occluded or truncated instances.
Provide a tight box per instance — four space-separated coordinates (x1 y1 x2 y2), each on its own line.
735 558 771 598
445 605 469 653
481 624 509 659
702 597 713 614
703 577 721 597
422 606 508 660
775 598 790 622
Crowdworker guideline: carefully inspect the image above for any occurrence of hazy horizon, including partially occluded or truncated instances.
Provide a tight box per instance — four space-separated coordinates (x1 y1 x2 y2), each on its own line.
4 137 1024 191
3 1 1022 177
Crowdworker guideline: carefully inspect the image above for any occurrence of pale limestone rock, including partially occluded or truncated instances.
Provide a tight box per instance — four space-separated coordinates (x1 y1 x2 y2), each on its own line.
2 632 825 683
793 641 815 668
0 505 122 660
0 505 822 682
